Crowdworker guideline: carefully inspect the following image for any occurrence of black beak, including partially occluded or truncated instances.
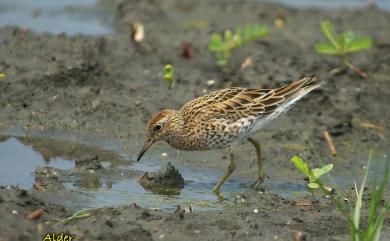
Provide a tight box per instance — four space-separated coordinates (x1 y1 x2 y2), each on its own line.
137 138 155 162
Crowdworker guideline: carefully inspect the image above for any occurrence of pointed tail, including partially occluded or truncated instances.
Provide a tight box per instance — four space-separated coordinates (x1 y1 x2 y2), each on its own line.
274 74 320 100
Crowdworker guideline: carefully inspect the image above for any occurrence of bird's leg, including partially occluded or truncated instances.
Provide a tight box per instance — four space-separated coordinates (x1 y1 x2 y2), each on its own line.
247 137 266 189
212 151 236 196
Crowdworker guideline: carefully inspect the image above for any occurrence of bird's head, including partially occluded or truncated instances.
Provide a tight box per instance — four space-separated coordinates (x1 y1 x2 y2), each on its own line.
137 109 181 161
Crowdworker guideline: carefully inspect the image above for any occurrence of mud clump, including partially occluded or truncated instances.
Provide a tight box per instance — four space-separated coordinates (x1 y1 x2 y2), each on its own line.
75 155 102 170
139 162 184 195
34 167 66 191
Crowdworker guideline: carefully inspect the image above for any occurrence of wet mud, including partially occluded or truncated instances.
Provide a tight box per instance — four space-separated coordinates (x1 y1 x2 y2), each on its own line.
0 0 390 240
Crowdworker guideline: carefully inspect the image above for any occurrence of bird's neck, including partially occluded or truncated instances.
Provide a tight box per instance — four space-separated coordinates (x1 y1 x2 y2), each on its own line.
164 112 192 150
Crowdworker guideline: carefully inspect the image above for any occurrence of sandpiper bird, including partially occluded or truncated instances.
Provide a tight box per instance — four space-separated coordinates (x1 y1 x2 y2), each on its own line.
137 75 320 194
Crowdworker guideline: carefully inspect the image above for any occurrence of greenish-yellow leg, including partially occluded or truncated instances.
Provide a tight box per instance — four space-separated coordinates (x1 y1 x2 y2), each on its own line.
212 152 236 195
247 137 265 189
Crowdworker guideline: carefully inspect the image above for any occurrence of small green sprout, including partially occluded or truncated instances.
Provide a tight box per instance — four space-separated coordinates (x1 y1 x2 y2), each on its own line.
209 23 268 67
291 156 333 189
163 64 175 89
315 20 372 78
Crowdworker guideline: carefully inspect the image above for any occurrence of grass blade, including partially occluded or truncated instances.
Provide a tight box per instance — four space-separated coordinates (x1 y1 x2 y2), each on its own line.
61 209 93 223
371 208 387 241
353 151 372 237
353 151 372 240
368 163 389 241
367 169 378 226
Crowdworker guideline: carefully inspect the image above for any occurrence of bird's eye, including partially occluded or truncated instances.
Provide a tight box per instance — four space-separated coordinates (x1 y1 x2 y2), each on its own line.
154 124 162 131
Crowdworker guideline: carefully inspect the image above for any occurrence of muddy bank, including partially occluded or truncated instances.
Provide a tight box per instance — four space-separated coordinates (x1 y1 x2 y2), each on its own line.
2 186 389 241
0 0 390 240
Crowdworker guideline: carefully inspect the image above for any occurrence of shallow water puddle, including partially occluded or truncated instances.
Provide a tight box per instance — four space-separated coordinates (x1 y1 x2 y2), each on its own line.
0 136 74 188
1 134 388 211
1 0 388 38
0 135 243 210
0 0 114 35
273 0 390 11
0 135 312 211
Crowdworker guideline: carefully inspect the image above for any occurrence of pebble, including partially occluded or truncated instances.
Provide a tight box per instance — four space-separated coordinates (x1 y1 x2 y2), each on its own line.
293 231 305 241
206 80 216 86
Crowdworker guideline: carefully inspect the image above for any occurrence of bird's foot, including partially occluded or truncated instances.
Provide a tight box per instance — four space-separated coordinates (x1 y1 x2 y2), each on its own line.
251 175 268 192
212 188 227 201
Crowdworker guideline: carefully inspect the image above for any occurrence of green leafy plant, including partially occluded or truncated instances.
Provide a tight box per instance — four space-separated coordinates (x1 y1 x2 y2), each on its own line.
291 156 333 189
315 20 372 78
319 153 389 241
61 209 92 223
208 23 268 67
163 64 175 89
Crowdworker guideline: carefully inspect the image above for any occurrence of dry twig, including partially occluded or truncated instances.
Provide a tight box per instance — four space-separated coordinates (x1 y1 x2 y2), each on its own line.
323 129 337 156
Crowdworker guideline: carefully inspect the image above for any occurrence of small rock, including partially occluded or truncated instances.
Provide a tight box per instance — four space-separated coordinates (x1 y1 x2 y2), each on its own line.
51 94 60 102
105 219 114 228
294 199 312 206
174 206 185 219
91 98 101 111
328 120 352 136
131 203 141 209
33 181 45 191
131 21 145 43
141 210 151 218
240 57 253 69
181 42 193 59
206 80 216 86
185 205 193 214
293 231 306 241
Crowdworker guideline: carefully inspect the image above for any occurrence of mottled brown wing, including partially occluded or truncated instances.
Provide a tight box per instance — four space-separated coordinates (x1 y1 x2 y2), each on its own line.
180 88 246 122
180 87 271 123
180 75 318 123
